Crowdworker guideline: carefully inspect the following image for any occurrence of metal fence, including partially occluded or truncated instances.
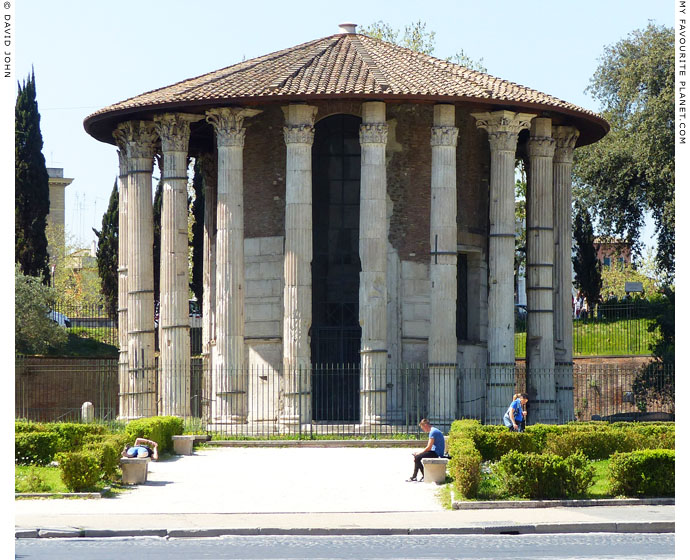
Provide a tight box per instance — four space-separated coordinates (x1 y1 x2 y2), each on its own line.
52 302 118 348
515 302 658 357
16 356 674 435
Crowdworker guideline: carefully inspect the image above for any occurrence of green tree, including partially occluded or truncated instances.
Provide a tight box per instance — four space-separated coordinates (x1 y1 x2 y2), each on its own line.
190 158 204 303
573 23 674 279
47 226 103 309
359 20 486 72
93 181 119 318
15 70 50 282
572 202 602 309
15 264 67 355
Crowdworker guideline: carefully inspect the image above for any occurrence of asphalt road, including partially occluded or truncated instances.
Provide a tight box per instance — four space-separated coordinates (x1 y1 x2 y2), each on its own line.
14 533 675 559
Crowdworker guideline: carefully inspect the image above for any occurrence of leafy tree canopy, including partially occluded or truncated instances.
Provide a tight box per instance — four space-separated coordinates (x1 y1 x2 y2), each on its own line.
359 20 487 72
15 264 67 355
573 23 674 280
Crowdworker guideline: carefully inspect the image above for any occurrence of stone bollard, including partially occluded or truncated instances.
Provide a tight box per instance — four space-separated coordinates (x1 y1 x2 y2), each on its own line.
172 435 195 455
120 458 150 484
81 402 94 423
421 458 449 484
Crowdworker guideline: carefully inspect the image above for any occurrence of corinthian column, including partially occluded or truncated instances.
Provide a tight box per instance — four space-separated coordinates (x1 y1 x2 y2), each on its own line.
111 133 130 419
206 107 261 425
359 101 389 426
472 110 535 423
428 104 459 430
116 120 158 418
526 117 557 423
553 125 579 422
154 113 201 417
280 104 317 430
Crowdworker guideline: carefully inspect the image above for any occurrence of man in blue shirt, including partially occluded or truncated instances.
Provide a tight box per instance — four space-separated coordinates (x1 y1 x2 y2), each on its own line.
407 418 445 482
503 393 528 432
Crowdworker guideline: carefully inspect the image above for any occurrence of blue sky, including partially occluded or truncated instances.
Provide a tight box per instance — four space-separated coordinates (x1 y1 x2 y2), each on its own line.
6 0 675 247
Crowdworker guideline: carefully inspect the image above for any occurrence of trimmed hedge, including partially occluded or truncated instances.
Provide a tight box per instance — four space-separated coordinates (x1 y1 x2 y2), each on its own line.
124 416 184 453
447 420 482 498
495 450 595 499
608 449 675 497
15 432 59 466
472 426 538 461
543 429 637 460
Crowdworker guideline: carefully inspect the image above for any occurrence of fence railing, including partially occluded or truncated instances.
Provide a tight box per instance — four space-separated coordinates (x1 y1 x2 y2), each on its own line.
55 302 658 359
16 357 674 436
515 302 659 357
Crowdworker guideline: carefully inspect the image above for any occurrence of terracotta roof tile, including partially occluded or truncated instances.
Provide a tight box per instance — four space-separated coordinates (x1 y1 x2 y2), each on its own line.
85 32 607 144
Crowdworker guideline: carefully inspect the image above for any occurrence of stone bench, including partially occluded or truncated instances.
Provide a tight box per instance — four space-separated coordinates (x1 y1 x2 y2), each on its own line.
120 457 150 484
172 435 196 455
422 458 449 484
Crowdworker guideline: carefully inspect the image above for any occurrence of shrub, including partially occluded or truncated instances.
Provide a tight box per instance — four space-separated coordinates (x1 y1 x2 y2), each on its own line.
608 449 675 497
495 450 595 499
83 439 122 481
15 420 47 433
56 450 101 491
46 423 108 452
125 416 184 453
447 420 483 498
543 429 637 460
471 425 538 461
15 432 59 465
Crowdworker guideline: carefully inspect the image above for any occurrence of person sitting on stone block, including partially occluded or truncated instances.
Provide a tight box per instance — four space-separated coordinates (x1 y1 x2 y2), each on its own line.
407 418 445 482
122 437 159 460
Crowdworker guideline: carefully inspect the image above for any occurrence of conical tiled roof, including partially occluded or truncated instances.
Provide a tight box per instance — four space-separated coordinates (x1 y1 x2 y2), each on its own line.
84 31 608 145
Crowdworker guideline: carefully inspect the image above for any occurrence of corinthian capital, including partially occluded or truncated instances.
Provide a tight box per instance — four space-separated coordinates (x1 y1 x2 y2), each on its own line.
472 110 536 153
113 121 158 161
430 125 458 147
359 123 388 145
206 107 262 148
154 113 203 153
283 124 315 145
553 126 580 163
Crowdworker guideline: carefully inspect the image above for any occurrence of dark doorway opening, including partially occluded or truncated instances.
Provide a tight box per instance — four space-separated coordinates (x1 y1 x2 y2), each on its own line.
311 114 362 422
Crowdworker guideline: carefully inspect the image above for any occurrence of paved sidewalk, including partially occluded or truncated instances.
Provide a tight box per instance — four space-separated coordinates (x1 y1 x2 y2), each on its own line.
15 447 675 538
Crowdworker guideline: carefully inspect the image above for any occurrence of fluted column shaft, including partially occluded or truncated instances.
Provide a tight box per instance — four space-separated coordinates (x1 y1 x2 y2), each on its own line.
553 125 579 422
116 121 158 418
429 104 459 429
197 153 218 423
526 117 557 423
154 113 200 417
280 104 317 428
359 101 389 425
206 108 260 424
472 110 535 423
112 140 130 419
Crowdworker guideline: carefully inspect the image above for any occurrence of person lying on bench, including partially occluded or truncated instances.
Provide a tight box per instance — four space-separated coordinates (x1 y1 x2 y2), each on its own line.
122 437 159 460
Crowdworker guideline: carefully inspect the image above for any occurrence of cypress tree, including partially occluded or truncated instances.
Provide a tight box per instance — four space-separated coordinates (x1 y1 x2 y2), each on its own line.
153 178 163 311
93 181 119 318
15 69 50 283
190 158 204 302
572 201 602 309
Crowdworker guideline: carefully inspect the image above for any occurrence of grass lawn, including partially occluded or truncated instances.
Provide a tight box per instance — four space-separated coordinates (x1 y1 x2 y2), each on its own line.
15 465 69 493
46 332 118 358
15 465 128 496
516 318 657 357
